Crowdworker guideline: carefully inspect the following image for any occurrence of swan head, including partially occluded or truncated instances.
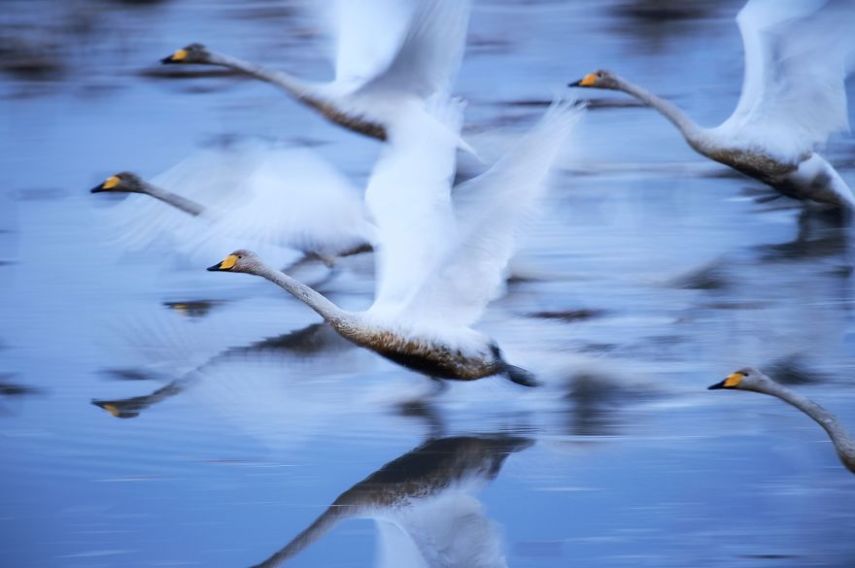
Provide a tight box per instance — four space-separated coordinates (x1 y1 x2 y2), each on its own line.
708 367 772 392
569 70 619 90
161 43 211 65
207 249 262 273
90 172 146 194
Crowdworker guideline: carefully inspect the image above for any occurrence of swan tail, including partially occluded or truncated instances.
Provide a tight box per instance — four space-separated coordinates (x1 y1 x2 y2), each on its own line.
503 364 541 388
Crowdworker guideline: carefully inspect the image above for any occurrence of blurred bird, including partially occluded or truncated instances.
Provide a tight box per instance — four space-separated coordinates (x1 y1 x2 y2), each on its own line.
207 98 583 385
91 142 375 269
571 0 855 209
709 367 855 474
161 0 472 146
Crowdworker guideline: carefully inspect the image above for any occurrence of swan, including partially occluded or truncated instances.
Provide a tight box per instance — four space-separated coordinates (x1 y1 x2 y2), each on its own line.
251 434 531 568
90 143 375 267
207 99 583 384
709 367 855 474
570 0 855 209
161 0 471 144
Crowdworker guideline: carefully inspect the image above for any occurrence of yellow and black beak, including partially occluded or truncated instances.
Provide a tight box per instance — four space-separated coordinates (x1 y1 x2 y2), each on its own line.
207 254 238 272
161 48 188 64
708 372 744 390
569 73 598 88
91 175 121 193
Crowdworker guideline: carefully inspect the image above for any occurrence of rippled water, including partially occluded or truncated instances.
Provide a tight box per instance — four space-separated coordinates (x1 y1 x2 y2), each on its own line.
3 1 855 566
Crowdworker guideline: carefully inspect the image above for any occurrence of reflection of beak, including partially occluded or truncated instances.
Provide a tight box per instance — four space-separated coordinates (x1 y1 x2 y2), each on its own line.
161 49 188 64
708 379 727 390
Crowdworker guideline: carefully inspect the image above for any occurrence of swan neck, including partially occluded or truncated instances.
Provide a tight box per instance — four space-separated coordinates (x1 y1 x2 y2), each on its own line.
142 182 204 216
255 265 350 325
615 77 703 143
763 382 855 471
208 52 313 99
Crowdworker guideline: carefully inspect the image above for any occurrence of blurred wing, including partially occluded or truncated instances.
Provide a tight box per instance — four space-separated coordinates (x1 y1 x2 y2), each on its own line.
365 100 463 317
393 492 508 568
356 0 471 98
313 0 413 87
398 101 583 328
198 144 374 257
724 0 855 157
106 146 250 257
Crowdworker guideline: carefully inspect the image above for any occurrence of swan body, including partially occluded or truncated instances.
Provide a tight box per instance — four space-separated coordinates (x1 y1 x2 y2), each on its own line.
251 435 529 567
710 367 855 474
161 0 471 144
570 0 855 209
91 143 375 265
207 99 582 383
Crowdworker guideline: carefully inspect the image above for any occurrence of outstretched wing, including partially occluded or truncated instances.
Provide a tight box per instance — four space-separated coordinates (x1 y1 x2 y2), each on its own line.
722 0 855 158
398 100 583 329
318 0 414 87
198 143 374 258
365 99 463 317
355 0 472 99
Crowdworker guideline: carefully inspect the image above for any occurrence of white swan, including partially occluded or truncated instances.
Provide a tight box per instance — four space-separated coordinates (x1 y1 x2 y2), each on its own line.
570 0 855 209
709 367 855 474
207 99 583 384
250 435 530 568
91 142 375 267
161 0 471 144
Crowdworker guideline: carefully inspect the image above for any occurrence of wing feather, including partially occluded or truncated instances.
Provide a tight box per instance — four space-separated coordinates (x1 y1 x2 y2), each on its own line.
722 0 855 158
398 100 584 328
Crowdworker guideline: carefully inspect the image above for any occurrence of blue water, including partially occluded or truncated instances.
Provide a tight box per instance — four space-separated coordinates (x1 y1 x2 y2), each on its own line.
3 1 855 566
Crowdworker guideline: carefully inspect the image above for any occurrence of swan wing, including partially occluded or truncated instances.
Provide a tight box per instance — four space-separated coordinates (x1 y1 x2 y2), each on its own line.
318 0 414 87
397 100 583 328
198 143 374 257
392 492 508 568
723 0 855 157
365 99 463 317
354 0 471 99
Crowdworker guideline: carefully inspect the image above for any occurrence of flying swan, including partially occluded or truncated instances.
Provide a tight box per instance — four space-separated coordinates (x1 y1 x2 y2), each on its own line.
570 0 855 209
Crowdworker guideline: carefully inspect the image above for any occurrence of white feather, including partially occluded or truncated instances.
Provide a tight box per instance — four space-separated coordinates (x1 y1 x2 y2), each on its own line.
366 98 582 330
717 0 855 159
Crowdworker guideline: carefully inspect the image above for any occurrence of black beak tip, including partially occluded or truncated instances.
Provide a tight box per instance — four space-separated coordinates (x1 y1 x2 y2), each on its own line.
161 56 175 64
90 185 104 194
206 263 222 272
708 381 725 390
568 80 582 87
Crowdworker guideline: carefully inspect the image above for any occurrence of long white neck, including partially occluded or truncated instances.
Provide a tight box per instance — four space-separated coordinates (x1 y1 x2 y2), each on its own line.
763 381 855 473
613 77 707 149
254 264 352 326
141 181 204 216
207 52 316 101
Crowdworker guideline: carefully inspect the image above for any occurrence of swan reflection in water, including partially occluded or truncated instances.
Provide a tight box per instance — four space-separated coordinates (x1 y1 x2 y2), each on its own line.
252 434 532 568
91 322 354 420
